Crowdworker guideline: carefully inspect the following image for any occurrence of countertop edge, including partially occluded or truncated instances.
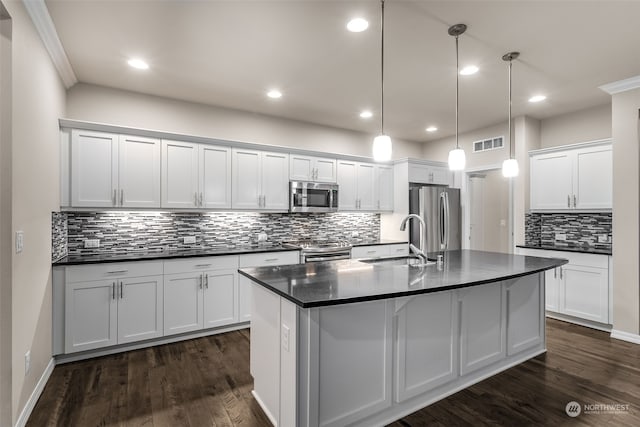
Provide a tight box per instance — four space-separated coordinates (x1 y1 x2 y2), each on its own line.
516 244 612 256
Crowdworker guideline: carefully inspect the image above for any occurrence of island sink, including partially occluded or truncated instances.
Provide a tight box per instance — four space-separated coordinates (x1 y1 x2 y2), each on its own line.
238 250 566 427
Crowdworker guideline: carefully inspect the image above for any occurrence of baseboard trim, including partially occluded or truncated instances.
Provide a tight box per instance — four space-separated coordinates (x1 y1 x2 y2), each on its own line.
14 357 55 427
252 390 278 427
611 329 640 345
545 312 611 332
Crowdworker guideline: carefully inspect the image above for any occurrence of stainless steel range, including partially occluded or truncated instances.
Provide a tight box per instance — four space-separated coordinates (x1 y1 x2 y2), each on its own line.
282 240 352 263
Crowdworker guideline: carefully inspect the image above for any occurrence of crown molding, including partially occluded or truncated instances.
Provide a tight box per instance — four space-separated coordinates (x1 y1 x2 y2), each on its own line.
599 75 640 95
22 0 77 88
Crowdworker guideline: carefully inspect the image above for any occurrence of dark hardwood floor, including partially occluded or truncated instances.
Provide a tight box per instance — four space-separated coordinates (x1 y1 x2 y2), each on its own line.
27 319 639 426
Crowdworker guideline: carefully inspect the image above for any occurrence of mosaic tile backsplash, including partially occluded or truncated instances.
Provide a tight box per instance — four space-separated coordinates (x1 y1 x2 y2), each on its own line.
53 212 380 256
524 212 612 250
51 212 68 261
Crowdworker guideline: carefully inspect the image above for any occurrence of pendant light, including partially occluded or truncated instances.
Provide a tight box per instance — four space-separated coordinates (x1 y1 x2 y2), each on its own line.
502 51 520 178
447 24 467 171
372 0 392 161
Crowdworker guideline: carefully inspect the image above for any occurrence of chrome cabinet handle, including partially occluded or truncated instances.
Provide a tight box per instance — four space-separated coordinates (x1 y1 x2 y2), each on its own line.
199 273 203 289
554 268 557 279
262 195 266 207
195 192 199 206
367 250 377 254
559 268 563 280
107 269 128 274
205 274 209 289
199 192 203 207
573 195 577 208
120 189 124 206
112 282 116 300
265 258 279 262
567 195 570 208
195 263 211 268
113 189 117 206
120 281 124 299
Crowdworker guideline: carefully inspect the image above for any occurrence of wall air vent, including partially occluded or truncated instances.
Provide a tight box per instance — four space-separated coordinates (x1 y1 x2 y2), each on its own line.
473 136 504 153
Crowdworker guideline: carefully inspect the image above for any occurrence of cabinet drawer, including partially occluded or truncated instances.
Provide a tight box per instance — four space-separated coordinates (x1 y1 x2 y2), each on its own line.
387 244 409 257
239 251 299 267
351 245 390 259
164 255 239 275
66 261 163 283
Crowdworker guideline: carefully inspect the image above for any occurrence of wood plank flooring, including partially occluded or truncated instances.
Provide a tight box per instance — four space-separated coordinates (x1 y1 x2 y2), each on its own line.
27 319 640 426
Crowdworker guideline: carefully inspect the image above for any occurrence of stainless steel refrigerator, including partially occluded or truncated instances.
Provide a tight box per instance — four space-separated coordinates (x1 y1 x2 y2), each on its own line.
409 184 461 253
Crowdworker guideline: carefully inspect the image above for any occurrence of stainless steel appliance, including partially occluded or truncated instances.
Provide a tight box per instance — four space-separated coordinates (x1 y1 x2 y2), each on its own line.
409 184 461 253
289 181 339 213
282 240 352 263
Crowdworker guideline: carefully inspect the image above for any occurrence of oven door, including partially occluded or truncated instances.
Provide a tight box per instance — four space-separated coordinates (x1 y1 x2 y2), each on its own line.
303 251 351 263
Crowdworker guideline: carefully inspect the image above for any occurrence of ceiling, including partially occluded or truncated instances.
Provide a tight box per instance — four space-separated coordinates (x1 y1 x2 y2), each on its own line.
45 1 640 143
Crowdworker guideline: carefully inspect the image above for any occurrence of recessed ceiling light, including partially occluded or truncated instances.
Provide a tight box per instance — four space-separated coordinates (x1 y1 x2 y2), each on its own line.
360 110 373 119
267 89 283 99
426 126 438 132
127 58 149 70
529 94 547 103
459 65 479 75
347 18 369 32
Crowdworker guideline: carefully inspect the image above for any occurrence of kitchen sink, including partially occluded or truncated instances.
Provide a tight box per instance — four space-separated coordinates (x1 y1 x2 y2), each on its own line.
360 256 436 267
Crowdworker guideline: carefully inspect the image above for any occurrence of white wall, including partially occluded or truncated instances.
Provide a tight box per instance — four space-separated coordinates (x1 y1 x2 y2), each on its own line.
540 103 611 148
4 0 66 424
66 83 425 160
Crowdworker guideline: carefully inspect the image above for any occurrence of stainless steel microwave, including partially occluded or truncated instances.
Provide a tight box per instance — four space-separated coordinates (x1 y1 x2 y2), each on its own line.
290 181 339 213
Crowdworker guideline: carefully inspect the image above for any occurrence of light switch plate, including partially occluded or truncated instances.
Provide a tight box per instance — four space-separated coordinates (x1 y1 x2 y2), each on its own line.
555 233 567 241
15 231 24 253
84 239 100 248
184 236 196 244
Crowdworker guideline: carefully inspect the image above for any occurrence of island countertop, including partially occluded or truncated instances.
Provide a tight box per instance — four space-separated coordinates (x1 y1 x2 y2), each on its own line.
238 249 567 308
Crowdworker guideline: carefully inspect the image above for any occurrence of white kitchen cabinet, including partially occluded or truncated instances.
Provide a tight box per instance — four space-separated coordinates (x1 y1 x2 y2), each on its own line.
161 141 232 209
337 160 389 212
238 251 299 322
408 163 452 186
64 261 163 353
530 141 612 211
290 154 337 182
71 130 161 208
516 248 610 325
459 282 506 375
505 275 543 356
232 149 289 210
164 256 239 335
394 292 458 402
351 243 409 260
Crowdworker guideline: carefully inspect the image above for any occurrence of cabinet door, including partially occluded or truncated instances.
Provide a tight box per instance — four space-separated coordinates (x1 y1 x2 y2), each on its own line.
459 282 506 375
117 275 164 344
163 273 203 336
545 268 560 312
232 148 261 209
574 146 612 209
376 165 394 211
201 144 232 209
530 152 573 210
261 152 289 210
506 275 543 356
65 280 117 353
238 275 253 322
203 269 237 328
395 292 458 402
337 161 358 210
431 166 452 186
560 265 609 323
118 135 161 208
290 155 313 181
314 157 337 182
161 140 199 208
357 163 376 210
71 129 118 208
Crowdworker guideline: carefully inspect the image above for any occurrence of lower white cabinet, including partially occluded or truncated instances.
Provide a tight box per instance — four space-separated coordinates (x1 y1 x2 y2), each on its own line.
351 243 409 259
238 251 300 322
163 256 239 336
516 248 610 325
64 261 163 354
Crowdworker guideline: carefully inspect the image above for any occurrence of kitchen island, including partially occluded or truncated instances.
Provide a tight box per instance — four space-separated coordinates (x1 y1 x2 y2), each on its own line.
238 250 566 427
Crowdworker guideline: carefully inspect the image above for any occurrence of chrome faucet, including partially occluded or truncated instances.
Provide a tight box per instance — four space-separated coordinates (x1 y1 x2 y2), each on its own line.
399 214 428 264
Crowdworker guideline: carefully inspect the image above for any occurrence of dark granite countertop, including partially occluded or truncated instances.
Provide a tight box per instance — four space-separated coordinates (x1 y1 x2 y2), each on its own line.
238 249 567 308
516 244 612 256
350 239 408 247
53 244 299 266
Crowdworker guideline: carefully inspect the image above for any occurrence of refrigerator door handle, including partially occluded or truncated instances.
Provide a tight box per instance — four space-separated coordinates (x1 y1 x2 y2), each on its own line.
444 192 451 250
439 192 446 250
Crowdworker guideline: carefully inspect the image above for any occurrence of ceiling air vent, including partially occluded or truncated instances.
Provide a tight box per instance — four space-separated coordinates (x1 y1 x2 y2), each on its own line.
473 136 504 153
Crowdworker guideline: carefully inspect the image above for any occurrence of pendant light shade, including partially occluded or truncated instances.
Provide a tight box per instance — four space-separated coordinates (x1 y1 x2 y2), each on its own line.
502 51 520 178
448 24 467 171
372 0 392 161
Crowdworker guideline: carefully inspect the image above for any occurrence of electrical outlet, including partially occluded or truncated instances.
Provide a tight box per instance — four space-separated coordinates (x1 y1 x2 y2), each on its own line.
281 324 290 352
84 239 100 248
183 236 196 244
351 231 359 238
598 234 609 243
24 350 30 375
555 233 567 241
15 231 24 253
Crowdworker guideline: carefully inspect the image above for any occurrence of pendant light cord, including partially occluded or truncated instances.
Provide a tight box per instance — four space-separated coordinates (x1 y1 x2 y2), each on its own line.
455 34 459 150
508 59 512 160
380 0 385 135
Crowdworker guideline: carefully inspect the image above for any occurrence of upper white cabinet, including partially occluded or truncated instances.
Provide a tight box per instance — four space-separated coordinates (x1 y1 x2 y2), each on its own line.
337 161 393 211
232 149 289 210
290 154 337 182
161 140 231 209
408 163 452 186
530 141 612 211
71 129 160 208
